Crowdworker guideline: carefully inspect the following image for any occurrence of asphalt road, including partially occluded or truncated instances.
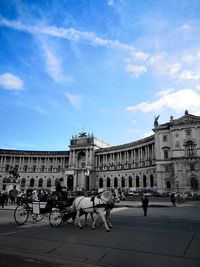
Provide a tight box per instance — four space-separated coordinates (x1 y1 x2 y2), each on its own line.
0 201 200 267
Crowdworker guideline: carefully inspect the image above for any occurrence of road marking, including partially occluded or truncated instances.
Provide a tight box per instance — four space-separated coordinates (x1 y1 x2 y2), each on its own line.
112 207 128 212
1 231 18 235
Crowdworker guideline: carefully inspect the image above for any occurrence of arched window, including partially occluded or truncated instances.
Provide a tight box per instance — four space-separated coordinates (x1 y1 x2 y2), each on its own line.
107 177 111 188
55 178 59 186
114 177 118 188
121 177 125 188
164 150 168 159
67 175 74 190
191 177 198 190
166 181 171 189
143 175 147 188
21 178 26 188
30 178 35 187
47 178 51 187
150 175 154 187
136 176 140 188
99 178 103 188
186 141 195 156
128 176 132 188
38 178 43 187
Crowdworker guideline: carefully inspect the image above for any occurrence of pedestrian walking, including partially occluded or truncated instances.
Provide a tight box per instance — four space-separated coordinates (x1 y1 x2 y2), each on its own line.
171 193 176 207
141 195 149 216
0 192 7 208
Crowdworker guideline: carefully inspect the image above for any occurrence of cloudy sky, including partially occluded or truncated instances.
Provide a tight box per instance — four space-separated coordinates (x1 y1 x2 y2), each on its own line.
0 0 200 151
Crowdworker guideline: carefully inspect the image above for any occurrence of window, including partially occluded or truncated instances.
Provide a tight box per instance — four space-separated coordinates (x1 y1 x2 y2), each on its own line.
21 178 26 187
143 175 147 188
38 178 43 187
30 178 35 187
186 141 195 156
191 177 198 190
150 175 154 187
164 150 169 159
136 176 140 188
114 177 118 188
166 181 171 189
121 177 125 188
190 164 195 171
47 178 51 187
99 178 103 188
128 176 132 188
107 178 111 188
163 135 167 142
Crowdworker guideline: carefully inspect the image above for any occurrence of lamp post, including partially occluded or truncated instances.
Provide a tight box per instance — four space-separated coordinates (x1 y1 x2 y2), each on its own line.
176 178 179 192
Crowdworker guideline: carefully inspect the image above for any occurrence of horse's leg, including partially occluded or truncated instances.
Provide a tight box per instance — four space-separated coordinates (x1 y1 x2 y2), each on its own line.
98 209 110 232
84 213 88 226
106 209 112 228
92 213 98 230
75 210 83 229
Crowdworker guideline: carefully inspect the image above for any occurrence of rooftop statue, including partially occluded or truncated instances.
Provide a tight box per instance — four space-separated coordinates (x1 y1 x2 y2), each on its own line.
79 131 87 137
154 115 160 126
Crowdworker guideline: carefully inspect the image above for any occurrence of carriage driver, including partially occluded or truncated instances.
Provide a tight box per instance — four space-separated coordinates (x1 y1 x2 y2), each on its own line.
56 178 68 200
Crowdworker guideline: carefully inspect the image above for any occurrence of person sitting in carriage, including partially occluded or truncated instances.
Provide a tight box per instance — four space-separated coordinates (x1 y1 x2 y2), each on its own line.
56 178 68 201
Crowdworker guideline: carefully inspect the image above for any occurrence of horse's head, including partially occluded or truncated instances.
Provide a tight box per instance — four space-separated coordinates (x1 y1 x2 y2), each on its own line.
111 189 120 203
100 190 112 202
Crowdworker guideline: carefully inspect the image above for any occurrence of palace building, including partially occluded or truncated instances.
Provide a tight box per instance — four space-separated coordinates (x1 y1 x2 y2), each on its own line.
0 111 200 194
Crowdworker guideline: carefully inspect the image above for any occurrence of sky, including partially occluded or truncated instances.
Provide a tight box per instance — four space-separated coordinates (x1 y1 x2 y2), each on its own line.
0 0 200 151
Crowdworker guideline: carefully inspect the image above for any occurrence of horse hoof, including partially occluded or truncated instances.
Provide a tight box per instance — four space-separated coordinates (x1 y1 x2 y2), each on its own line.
106 229 110 232
92 228 95 230
80 227 83 230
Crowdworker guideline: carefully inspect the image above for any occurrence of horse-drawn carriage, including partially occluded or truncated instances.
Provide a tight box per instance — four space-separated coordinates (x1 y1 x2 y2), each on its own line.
14 190 120 231
14 196 76 226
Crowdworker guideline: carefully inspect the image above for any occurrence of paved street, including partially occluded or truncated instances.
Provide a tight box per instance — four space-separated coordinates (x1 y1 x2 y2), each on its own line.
0 200 200 267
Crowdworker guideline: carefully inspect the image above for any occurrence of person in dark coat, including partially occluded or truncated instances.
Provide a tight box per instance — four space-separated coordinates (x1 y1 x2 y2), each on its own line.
0 193 7 208
171 193 176 207
141 195 149 216
56 178 68 200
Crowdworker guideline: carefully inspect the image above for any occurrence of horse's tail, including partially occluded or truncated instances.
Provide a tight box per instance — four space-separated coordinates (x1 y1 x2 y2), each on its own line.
70 198 76 212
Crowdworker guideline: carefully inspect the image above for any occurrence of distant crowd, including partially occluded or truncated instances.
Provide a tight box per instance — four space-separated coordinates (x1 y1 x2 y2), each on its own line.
0 183 126 208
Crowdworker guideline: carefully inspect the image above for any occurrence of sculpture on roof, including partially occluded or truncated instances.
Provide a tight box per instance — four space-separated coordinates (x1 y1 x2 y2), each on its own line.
79 131 87 137
154 115 160 126
185 109 189 115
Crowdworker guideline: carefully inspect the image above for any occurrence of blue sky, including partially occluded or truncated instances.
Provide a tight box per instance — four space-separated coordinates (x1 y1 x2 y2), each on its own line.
0 0 200 151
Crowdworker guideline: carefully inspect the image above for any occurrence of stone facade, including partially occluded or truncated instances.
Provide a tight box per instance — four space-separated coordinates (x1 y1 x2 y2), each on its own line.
0 111 199 194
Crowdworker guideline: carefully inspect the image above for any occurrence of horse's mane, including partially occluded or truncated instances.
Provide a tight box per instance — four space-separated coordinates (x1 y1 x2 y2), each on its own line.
101 190 112 201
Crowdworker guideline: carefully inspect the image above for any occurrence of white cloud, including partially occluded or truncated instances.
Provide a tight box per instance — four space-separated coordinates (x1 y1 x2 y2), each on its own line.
38 37 72 83
125 65 147 78
64 92 82 109
0 73 24 90
126 88 200 113
0 18 137 52
130 51 149 62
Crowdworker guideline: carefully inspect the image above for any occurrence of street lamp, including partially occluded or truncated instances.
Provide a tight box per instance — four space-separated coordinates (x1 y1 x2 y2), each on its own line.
176 178 179 192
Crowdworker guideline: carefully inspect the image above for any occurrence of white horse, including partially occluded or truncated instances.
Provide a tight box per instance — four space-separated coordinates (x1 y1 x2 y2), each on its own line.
103 189 121 228
72 190 115 232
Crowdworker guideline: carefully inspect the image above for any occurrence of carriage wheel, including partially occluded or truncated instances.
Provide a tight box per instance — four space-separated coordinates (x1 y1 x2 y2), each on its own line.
32 213 44 222
49 209 63 227
14 205 29 225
